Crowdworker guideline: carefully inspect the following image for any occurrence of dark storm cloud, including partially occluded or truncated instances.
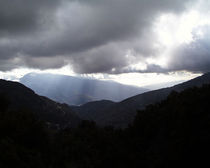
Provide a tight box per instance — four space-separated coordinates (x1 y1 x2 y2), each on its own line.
0 0 201 73
70 43 129 73
0 0 59 36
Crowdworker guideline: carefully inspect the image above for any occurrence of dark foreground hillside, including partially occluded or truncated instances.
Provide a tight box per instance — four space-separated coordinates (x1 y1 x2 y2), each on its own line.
1 84 210 167
0 79 81 128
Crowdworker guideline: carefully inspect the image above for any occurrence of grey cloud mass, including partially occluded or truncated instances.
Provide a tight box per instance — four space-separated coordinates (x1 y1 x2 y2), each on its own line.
168 25 210 73
1 0 208 74
0 0 59 36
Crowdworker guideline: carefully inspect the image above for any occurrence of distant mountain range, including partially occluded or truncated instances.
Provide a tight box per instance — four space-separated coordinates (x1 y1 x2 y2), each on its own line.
0 79 81 128
20 73 149 105
72 72 210 128
2 72 210 128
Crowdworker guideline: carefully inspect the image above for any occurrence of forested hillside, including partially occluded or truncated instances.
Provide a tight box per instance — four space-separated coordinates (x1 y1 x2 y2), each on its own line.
1 84 210 167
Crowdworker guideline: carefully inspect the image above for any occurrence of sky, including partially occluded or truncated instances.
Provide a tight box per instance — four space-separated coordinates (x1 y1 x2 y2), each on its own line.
0 0 209 88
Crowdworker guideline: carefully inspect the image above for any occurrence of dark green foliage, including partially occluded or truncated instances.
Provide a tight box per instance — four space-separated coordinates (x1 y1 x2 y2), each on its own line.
1 85 210 167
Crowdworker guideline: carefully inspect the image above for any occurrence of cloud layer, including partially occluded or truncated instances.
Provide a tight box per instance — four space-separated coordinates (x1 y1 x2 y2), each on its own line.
168 25 210 73
1 0 209 74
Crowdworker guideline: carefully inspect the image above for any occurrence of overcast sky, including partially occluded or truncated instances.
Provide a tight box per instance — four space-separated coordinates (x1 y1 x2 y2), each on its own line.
0 0 209 86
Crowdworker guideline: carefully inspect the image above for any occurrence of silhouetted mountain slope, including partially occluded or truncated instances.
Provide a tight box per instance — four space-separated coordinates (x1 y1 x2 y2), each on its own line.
127 84 210 167
72 100 115 120
144 80 185 90
0 79 81 128
74 73 210 128
20 73 149 105
1 84 210 167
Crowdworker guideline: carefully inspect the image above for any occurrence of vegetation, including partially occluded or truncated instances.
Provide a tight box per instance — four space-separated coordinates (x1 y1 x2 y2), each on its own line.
1 84 210 167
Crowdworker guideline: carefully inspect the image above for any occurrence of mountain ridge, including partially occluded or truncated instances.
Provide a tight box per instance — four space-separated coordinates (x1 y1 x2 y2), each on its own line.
73 72 210 127
0 79 81 128
20 73 149 105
